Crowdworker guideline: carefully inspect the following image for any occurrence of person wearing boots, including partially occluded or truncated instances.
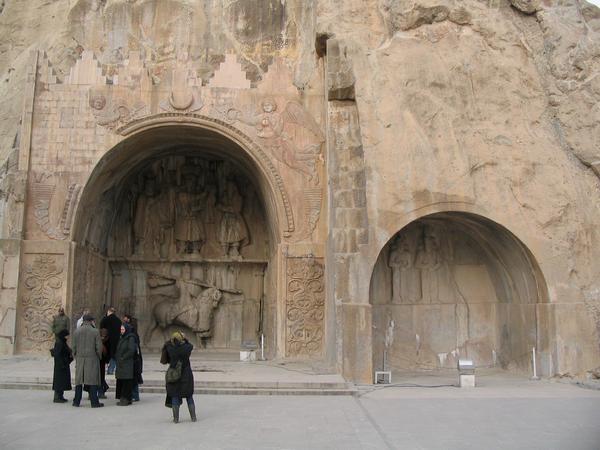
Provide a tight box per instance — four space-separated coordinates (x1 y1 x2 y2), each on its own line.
52 329 73 403
72 314 104 408
115 323 136 406
160 331 196 423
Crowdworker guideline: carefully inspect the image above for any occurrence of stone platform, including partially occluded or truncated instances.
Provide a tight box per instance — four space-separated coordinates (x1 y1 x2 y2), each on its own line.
0 352 355 396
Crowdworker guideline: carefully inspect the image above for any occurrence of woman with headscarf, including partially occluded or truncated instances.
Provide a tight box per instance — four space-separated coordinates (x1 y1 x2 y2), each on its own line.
123 314 143 402
160 331 195 423
52 329 73 403
98 327 110 399
114 323 136 406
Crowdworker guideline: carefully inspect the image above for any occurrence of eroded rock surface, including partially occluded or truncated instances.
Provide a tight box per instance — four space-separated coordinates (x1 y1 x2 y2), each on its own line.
0 0 599 379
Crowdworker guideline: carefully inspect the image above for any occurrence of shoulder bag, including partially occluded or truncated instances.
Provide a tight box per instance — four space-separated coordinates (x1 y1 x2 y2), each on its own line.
165 360 182 383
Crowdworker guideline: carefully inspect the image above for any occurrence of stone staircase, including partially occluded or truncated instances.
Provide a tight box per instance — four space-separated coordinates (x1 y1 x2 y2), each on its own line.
0 355 357 396
0 377 356 396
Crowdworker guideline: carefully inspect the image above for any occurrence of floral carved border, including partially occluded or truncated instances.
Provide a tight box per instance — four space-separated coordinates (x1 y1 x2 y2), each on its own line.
17 255 64 352
285 257 325 357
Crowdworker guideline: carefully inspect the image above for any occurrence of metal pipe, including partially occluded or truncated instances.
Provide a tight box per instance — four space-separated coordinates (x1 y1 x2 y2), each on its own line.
532 346 539 380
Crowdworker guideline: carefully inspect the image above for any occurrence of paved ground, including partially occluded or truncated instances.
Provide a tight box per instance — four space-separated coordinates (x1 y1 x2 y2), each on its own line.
1 378 599 450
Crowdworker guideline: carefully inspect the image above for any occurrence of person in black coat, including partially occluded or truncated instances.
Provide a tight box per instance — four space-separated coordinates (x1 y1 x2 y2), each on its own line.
115 323 137 406
52 329 73 403
161 331 196 423
98 327 110 398
123 314 143 401
99 307 121 375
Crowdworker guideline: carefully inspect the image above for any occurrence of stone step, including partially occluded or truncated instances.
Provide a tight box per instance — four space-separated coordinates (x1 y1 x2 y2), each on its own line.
0 377 351 390
0 381 357 396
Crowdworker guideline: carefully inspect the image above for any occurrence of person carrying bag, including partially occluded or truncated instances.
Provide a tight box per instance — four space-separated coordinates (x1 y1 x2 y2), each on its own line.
160 331 196 423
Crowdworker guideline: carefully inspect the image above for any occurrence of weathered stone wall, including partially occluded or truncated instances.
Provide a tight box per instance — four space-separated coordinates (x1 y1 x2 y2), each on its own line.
316 0 600 379
0 0 598 381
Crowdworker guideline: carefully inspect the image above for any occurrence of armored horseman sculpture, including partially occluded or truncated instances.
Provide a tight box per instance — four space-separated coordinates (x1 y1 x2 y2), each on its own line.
145 265 241 347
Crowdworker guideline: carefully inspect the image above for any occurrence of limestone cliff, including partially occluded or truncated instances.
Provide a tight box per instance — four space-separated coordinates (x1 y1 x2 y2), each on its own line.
0 0 598 376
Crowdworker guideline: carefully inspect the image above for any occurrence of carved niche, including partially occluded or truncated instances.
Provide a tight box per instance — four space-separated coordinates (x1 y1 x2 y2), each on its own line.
285 257 325 357
101 154 270 350
17 255 64 352
106 155 266 262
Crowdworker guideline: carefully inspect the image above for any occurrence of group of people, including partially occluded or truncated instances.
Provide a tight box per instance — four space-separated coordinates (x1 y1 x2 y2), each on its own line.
50 306 196 423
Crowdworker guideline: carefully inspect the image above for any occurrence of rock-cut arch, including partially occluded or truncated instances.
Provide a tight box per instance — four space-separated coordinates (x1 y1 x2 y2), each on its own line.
70 117 289 357
370 211 550 376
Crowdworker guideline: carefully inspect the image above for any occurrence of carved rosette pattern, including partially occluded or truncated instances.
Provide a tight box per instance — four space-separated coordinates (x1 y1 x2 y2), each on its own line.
19 256 64 351
286 258 325 357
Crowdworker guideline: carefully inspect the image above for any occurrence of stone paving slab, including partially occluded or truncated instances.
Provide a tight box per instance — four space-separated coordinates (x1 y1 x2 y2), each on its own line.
1 384 599 450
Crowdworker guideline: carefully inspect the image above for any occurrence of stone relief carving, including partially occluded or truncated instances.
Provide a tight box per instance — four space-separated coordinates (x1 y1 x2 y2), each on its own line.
388 227 422 304
291 186 322 242
90 92 148 130
388 223 464 304
144 264 241 346
104 260 266 351
159 52 204 113
103 155 259 261
83 190 115 253
0 172 26 239
115 113 295 238
228 99 325 186
132 173 173 258
18 255 63 352
286 257 325 357
207 93 237 124
159 92 203 113
217 178 249 260
174 169 207 254
32 173 81 240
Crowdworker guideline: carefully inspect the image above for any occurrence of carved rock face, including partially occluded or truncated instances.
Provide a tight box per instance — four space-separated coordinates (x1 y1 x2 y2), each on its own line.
1 0 600 379
509 0 540 14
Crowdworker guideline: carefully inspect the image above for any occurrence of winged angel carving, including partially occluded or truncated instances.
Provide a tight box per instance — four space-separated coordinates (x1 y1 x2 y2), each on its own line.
228 99 325 185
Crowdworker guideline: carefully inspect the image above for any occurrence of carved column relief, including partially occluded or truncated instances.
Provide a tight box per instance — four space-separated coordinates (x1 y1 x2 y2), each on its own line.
285 257 325 357
17 255 64 352
0 171 26 239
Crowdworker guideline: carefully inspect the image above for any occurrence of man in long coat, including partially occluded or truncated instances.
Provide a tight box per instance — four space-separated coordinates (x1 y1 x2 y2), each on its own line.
71 314 104 408
100 307 122 375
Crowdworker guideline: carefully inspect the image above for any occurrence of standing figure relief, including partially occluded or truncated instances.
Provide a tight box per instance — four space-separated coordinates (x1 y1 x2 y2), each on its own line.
217 179 248 260
388 223 461 305
388 230 421 304
174 170 207 254
133 175 173 258
115 156 259 261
